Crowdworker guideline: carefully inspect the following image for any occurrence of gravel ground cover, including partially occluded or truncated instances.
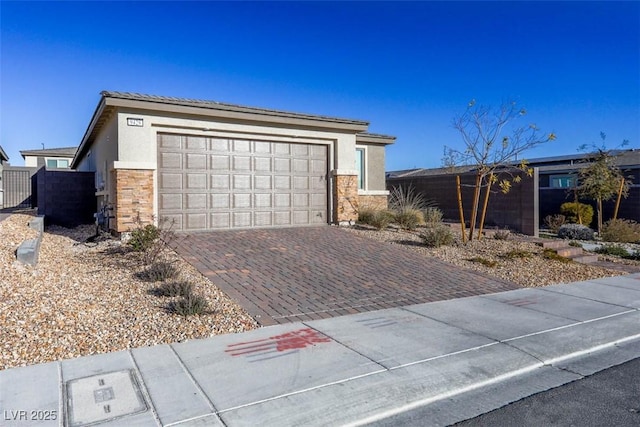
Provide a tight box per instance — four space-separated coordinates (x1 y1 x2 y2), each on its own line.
0 212 258 370
342 225 639 287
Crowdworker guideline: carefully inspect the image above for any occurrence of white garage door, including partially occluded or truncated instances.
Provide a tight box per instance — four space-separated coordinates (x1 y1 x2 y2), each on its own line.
158 134 328 231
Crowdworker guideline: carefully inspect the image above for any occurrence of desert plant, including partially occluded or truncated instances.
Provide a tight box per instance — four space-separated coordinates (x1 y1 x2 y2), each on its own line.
560 202 594 226
594 244 632 258
568 240 582 247
601 219 640 243
169 293 210 316
422 207 444 227
542 249 571 263
502 249 532 259
369 210 395 230
140 261 180 282
557 223 595 241
493 230 510 240
421 225 454 247
388 185 431 212
357 208 376 225
128 224 160 252
394 208 424 231
543 214 566 233
152 280 193 297
467 257 498 267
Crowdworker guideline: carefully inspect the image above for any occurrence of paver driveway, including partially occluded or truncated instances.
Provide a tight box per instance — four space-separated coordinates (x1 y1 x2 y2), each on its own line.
173 226 520 326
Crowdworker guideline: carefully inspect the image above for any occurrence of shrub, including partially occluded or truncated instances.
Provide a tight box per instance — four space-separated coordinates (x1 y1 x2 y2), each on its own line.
467 257 497 267
543 214 566 233
502 249 532 259
169 293 210 316
152 280 193 297
560 202 594 226
493 230 510 240
421 225 454 247
557 223 595 241
140 261 180 282
358 208 376 225
128 224 160 252
542 249 571 263
388 185 432 212
394 208 424 231
601 219 640 243
423 207 444 227
370 210 395 230
594 244 630 257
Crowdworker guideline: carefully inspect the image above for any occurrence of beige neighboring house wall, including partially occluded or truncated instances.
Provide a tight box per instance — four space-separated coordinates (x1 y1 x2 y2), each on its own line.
72 91 395 232
20 147 77 169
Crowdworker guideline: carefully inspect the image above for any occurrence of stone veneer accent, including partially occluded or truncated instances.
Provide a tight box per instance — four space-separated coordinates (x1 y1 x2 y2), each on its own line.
358 194 388 211
113 169 154 232
333 174 359 224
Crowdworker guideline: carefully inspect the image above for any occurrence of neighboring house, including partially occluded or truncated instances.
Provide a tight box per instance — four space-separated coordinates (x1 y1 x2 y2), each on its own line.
72 91 395 233
0 145 9 208
387 149 640 232
20 147 77 169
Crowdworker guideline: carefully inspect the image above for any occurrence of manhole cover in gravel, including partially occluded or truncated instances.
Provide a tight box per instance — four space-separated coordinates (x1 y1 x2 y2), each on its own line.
65 370 148 427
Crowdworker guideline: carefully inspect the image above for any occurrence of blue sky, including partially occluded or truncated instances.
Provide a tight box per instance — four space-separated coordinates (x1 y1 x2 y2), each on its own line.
1 1 638 170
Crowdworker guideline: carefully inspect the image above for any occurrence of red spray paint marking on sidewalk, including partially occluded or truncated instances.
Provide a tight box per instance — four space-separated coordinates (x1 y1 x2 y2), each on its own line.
225 328 331 358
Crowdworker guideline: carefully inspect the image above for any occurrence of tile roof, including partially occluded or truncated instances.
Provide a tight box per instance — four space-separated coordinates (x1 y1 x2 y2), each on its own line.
20 147 78 158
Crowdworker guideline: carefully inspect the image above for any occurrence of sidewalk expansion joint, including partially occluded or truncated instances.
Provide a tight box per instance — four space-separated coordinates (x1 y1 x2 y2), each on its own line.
127 350 163 427
167 344 220 414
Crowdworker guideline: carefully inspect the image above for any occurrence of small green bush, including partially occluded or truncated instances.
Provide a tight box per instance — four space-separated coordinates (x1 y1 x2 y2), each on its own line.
502 249 532 259
394 208 424 230
568 240 582 247
594 244 631 258
128 224 160 252
601 219 640 243
423 207 444 227
170 293 210 316
421 225 454 247
141 261 180 282
153 281 193 297
370 210 395 230
543 214 566 233
560 202 594 226
493 230 510 240
557 224 595 241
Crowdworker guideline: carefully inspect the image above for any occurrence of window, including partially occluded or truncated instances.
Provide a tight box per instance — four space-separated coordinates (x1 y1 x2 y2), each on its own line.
355 148 365 190
549 174 576 188
46 159 70 168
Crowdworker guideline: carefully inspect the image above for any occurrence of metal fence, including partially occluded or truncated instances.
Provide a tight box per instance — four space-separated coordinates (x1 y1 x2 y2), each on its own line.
1 167 37 209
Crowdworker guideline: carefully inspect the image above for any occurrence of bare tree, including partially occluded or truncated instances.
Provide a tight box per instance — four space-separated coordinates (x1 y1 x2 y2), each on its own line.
577 133 631 234
444 100 556 241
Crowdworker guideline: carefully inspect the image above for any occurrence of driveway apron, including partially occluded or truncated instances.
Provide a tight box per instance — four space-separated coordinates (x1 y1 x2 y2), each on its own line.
173 226 520 326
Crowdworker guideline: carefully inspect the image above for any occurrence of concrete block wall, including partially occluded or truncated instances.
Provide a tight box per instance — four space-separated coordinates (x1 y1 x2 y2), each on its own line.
35 169 96 227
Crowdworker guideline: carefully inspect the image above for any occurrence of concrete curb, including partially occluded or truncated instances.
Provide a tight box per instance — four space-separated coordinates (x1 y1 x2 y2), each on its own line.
16 216 44 266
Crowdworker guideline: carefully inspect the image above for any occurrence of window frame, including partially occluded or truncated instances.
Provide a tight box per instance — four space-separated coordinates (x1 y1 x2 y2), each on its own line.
355 147 366 190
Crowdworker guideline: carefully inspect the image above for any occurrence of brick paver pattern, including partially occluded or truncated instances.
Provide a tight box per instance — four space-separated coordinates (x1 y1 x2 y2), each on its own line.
173 226 521 326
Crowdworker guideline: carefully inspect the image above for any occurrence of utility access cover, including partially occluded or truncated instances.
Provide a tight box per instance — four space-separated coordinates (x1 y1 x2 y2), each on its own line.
66 370 148 427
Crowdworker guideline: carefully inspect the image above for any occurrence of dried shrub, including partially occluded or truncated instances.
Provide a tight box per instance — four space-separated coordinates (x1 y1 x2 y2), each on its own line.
169 293 210 316
601 219 640 243
421 225 454 247
493 230 510 240
152 281 193 297
358 208 376 225
502 249 531 259
139 261 180 282
568 240 582 247
389 185 431 212
422 207 444 227
557 224 595 241
371 210 396 230
467 257 498 267
560 202 594 226
542 249 571 263
543 214 566 233
128 215 177 265
394 208 424 231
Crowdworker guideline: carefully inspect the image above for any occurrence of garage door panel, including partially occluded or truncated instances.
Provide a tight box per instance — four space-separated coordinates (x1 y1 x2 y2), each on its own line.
185 213 207 230
187 174 207 189
211 175 230 189
210 212 230 228
161 213 183 229
186 137 207 150
211 193 230 209
233 212 252 228
186 193 207 210
186 153 207 169
160 152 182 169
158 134 327 231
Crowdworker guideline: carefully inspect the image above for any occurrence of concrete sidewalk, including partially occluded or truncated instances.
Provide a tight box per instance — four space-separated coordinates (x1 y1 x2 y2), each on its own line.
2 274 640 427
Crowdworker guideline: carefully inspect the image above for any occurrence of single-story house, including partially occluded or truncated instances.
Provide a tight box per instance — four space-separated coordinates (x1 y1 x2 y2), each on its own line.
72 91 395 233
20 147 77 169
0 145 9 208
